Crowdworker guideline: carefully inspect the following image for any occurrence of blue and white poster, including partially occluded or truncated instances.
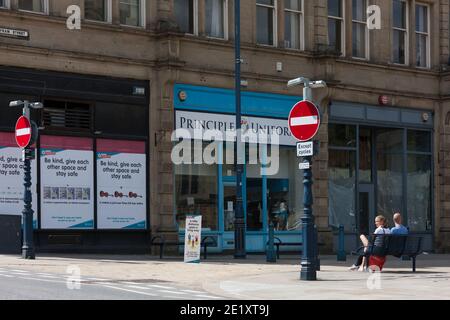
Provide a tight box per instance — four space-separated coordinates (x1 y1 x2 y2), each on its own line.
96 139 146 229
0 132 38 228
40 136 94 229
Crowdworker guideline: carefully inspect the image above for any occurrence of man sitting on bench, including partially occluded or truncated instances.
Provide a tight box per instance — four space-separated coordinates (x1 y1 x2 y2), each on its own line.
391 212 408 235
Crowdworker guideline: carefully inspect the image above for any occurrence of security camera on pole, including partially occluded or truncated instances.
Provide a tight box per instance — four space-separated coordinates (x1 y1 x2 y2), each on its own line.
287 77 326 281
10 100 42 260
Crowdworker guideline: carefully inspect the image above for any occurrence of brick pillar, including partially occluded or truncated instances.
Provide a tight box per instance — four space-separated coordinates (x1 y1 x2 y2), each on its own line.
438 106 450 252
312 91 332 253
313 0 329 52
153 79 179 252
440 0 450 66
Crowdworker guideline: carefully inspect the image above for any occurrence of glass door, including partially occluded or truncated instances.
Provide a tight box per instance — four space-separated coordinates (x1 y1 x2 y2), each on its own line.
223 181 236 232
358 185 374 236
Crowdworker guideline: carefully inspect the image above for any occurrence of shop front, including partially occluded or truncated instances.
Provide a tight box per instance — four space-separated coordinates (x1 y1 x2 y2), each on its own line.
328 101 435 252
173 84 305 253
0 66 150 252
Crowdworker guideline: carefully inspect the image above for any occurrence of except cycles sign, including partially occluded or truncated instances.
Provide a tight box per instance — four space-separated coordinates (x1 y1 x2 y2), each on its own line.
288 100 320 142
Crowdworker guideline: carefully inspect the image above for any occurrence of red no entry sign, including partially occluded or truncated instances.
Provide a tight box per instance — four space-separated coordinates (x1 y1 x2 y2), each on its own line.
15 115 32 148
288 100 320 142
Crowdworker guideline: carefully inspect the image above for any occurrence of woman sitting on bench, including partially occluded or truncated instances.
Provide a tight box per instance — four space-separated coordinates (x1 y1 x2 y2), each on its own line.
349 215 391 271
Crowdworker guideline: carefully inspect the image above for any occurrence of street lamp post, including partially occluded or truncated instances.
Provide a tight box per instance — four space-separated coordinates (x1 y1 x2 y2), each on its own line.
234 0 246 258
9 100 42 260
287 77 326 280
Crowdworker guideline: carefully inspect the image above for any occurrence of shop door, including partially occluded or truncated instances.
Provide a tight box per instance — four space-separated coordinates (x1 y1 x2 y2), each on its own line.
223 180 236 233
358 184 375 237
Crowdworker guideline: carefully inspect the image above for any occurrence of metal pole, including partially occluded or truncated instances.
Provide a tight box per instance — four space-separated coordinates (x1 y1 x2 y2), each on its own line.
234 0 246 258
300 82 316 280
266 219 276 262
337 224 347 261
21 102 35 259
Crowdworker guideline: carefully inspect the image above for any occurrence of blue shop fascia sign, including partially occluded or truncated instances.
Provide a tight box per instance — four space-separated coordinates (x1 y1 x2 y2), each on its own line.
174 84 302 146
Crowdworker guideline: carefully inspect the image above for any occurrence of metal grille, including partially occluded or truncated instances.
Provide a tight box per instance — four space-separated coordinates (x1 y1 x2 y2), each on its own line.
42 100 92 131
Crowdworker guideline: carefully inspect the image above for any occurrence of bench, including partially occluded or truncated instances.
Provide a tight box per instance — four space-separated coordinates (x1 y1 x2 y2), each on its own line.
150 235 218 259
351 234 423 272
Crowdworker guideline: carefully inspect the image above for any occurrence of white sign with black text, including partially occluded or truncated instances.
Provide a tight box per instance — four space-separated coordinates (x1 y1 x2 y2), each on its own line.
297 141 313 157
184 215 202 263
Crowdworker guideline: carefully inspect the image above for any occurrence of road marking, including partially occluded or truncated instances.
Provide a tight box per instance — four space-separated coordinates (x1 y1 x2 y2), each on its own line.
181 289 208 294
146 285 175 289
101 285 157 297
194 295 222 299
159 290 188 295
36 273 53 276
126 285 154 290
122 282 141 285
11 270 29 273
87 278 107 281
163 296 188 300
17 277 68 285
0 274 14 278
38 275 59 279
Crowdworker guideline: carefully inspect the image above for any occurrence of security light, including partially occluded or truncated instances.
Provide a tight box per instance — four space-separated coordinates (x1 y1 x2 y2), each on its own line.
9 100 25 107
309 80 327 89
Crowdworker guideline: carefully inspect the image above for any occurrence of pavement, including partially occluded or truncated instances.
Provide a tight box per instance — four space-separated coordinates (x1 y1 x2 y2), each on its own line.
0 253 449 300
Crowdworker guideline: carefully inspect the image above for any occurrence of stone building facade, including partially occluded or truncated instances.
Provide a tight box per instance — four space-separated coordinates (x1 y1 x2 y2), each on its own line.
0 0 449 253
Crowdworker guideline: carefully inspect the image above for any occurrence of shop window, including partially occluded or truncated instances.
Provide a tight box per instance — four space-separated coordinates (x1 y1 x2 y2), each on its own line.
407 154 431 231
119 0 145 27
408 130 431 153
393 0 408 65
377 153 403 216
352 0 368 59
42 100 92 132
359 127 372 183
257 0 276 46
247 144 263 231
284 0 303 50
267 147 303 231
329 124 356 147
175 143 218 231
94 102 147 137
376 128 403 153
328 149 356 231
328 0 344 55
85 0 111 23
174 0 198 35
18 0 47 13
205 0 227 39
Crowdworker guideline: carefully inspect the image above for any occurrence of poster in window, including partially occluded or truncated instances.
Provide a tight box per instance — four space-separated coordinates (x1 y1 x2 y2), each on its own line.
0 132 38 228
96 139 146 229
40 135 94 229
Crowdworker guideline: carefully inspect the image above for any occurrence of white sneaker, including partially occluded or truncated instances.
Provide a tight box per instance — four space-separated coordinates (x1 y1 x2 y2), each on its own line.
348 264 359 271
358 266 368 272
